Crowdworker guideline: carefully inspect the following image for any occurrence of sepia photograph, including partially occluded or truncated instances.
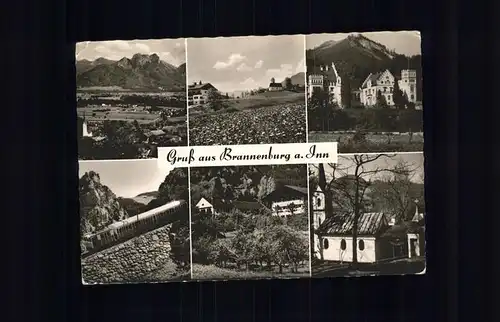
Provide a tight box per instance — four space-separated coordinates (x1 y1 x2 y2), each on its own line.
306 31 423 153
79 160 190 284
76 39 187 160
190 165 310 280
309 152 425 277
187 35 307 146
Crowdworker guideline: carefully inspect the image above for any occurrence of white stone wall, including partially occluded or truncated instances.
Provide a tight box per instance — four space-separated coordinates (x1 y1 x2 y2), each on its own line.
318 236 378 263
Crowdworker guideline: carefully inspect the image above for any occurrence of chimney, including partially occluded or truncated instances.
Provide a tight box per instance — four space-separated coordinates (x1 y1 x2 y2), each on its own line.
388 217 396 226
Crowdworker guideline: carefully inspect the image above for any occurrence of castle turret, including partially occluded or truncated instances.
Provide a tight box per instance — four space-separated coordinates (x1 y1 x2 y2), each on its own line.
399 69 417 103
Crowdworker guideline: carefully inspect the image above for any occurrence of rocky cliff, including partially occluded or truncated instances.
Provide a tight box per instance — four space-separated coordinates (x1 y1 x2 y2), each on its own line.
79 171 127 235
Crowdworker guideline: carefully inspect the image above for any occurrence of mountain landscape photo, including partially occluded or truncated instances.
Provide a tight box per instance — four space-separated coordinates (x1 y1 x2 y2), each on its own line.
76 39 188 160
305 31 424 153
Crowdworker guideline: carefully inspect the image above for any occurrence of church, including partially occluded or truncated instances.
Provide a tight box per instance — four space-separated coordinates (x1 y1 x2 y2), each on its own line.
268 77 283 91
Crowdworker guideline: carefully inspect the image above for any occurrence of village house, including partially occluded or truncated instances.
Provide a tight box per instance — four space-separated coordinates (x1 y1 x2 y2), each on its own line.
315 212 390 263
188 81 218 107
261 185 308 218
307 62 342 106
195 197 214 214
268 77 283 91
359 69 417 107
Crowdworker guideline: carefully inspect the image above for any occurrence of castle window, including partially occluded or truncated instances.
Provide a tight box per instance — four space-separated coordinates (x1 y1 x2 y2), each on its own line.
358 240 365 251
317 197 322 207
323 238 329 249
410 95 414 100
340 239 347 250
390 87 393 92
384 87 387 92
410 85 415 92
388 94 392 101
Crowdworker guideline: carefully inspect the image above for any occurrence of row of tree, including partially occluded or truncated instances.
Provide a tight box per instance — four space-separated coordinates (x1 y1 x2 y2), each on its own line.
192 211 309 273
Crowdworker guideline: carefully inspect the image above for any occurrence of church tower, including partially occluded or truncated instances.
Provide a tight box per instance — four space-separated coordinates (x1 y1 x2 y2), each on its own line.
270 77 275 84
312 185 326 229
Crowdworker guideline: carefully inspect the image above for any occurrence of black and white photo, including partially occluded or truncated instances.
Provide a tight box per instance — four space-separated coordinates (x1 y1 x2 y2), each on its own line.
79 160 190 283
190 165 310 280
76 39 187 160
306 31 423 153
187 35 307 146
309 152 425 277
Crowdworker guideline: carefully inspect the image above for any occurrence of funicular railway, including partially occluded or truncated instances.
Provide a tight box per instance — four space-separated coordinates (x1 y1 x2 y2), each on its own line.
81 200 187 258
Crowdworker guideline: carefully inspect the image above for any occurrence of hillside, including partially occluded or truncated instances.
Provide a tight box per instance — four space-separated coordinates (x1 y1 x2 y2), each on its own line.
76 53 186 91
306 34 422 94
79 171 128 234
281 72 305 87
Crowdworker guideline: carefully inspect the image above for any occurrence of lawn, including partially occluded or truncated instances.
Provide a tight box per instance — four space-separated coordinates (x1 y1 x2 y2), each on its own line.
192 263 309 281
308 132 424 153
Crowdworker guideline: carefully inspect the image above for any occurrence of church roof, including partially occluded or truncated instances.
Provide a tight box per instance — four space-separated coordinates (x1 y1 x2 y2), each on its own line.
269 82 282 88
195 197 213 208
317 212 389 236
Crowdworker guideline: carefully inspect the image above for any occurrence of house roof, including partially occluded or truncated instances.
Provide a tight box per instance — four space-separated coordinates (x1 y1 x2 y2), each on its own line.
261 184 308 202
269 82 282 88
189 83 215 90
317 212 388 236
380 221 422 238
146 130 166 137
195 197 213 208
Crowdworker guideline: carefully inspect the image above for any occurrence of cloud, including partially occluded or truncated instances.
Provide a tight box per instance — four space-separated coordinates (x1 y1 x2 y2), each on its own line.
254 60 263 68
236 63 252 72
158 51 183 66
135 43 150 52
295 58 305 73
266 64 294 80
213 53 246 69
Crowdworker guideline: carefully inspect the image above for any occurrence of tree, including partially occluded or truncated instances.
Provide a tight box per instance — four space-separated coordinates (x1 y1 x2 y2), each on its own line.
370 160 422 222
376 90 388 108
206 88 223 110
392 79 406 109
341 79 352 109
284 77 292 90
322 154 405 266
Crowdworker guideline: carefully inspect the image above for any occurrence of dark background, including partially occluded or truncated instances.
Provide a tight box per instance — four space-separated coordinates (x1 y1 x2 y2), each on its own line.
7 0 491 321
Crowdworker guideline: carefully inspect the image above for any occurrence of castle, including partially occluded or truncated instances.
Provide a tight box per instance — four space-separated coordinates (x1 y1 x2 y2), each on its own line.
307 62 342 106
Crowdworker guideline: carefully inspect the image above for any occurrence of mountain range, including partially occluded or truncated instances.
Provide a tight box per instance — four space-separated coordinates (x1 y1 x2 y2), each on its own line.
281 72 305 87
76 53 186 91
306 34 422 91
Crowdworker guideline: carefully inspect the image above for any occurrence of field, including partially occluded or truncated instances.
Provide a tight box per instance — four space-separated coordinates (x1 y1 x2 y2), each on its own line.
77 106 162 123
189 103 306 145
309 131 424 153
192 263 309 281
190 91 305 116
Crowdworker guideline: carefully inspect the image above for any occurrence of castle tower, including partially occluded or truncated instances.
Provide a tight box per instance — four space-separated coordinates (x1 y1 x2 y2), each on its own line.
399 69 417 103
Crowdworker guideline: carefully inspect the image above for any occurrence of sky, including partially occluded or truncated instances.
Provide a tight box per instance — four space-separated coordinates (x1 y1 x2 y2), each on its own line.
78 160 173 198
306 31 421 56
75 38 186 67
313 152 424 184
186 35 305 93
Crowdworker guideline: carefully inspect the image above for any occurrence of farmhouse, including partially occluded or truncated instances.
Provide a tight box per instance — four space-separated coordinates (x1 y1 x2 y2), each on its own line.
261 185 308 218
359 69 417 107
268 78 283 91
188 81 218 106
195 197 214 214
315 212 390 263
307 62 343 106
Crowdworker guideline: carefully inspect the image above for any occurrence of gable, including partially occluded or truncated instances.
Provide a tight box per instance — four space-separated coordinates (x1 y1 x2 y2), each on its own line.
195 197 212 208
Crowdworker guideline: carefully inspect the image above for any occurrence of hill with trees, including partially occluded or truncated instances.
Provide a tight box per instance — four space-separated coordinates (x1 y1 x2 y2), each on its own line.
306 34 422 98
